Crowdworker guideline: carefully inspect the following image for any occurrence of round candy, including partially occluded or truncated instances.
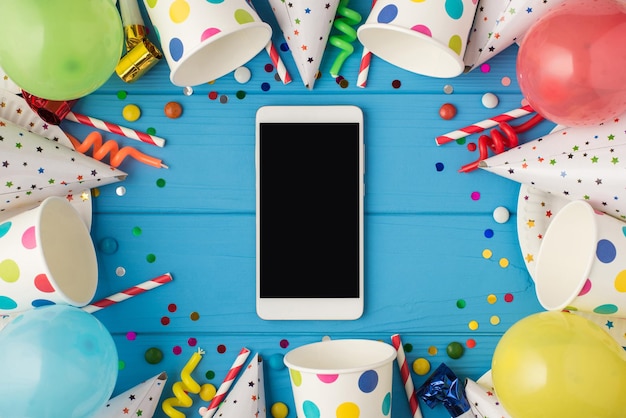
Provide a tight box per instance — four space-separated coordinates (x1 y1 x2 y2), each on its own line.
144 347 164 364
446 342 465 359
493 206 510 224
234 66 252 84
481 92 499 109
439 103 457 120
199 383 217 402
164 101 183 119
122 104 141 122
98 237 118 254
268 353 285 370
412 358 431 375
271 402 289 418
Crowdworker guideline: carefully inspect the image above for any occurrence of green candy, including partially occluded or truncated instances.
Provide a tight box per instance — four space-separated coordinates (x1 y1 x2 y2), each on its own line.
446 342 465 359
145 347 164 365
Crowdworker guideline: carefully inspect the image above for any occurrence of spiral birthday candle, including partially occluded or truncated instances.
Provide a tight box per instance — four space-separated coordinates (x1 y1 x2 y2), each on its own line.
162 348 216 418
328 0 362 78
458 113 544 173
67 131 167 169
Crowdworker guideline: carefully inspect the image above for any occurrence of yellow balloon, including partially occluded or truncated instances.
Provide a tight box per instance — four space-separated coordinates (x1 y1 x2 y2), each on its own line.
492 311 626 418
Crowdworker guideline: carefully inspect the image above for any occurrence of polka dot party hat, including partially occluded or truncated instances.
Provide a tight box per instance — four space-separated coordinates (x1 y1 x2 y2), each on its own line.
357 0 479 78
283 339 397 418
142 0 272 86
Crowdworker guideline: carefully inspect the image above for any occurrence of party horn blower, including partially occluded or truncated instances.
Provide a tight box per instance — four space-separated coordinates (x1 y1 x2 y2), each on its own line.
116 0 163 83
81 273 173 313
328 0 362 78
65 111 166 147
199 347 251 418
391 334 422 418
118 0 149 49
265 41 292 85
435 104 535 145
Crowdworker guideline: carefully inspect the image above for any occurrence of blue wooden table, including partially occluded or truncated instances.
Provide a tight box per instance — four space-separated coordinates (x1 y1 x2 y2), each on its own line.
59 1 556 416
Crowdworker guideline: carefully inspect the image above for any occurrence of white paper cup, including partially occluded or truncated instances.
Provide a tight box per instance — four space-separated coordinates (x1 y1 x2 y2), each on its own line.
143 0 272 86
535 200 626 317
0 196 97 313
284 339 397 417
357 0 478 78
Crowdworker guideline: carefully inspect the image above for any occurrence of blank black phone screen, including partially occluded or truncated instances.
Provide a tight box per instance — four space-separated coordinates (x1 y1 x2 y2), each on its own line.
259 122 361 298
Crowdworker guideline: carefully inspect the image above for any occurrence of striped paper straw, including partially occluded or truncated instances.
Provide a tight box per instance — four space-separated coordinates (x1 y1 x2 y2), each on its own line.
265 41 292 85
435 104 535 146
357 0 376 88
199 347 251 418
391 334 423 418
65 111 166 147
356 46 372 88
81 273 173 313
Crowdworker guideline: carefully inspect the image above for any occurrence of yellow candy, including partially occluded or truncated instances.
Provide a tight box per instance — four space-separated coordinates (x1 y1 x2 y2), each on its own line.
412 357 430 376
271 402 289 418
122 103 141 122
199 383 216 402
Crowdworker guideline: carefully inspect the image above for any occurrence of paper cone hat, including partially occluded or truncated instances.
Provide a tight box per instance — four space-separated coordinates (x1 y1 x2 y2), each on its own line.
0 89 74 145
93 372 168 418
0 67 21 95
479 116 626 220
465 372 512 418
268 0 340 89
213 353 266 417
572 311 626 349
463 0 566 71
0 116 127 217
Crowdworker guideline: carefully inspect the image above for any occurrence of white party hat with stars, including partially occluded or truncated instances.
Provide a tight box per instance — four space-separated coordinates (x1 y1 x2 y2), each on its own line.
93 372 168 418
0 116 126 223
267 0 340 89
213 353 266 418
465 372 512 418
464 0 567 71
479 115 626 220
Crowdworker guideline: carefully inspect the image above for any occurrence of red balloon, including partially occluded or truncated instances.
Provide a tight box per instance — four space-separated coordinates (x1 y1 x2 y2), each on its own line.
517 0 626 127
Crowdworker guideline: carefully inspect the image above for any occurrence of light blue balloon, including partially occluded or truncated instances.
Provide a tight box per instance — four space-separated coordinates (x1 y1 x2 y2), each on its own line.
0 305 118 418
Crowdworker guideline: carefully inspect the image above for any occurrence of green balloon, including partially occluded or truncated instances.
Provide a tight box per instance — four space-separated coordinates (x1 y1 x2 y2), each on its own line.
0 0 124 100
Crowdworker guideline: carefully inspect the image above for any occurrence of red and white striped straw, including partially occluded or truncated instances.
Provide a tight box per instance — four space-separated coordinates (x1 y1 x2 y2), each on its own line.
65 111 166 147
265 41 292 85
356 46 372 88
391 334 423 418
357 0 376 88
435 104 535 146
199 347 251 418
81 273 173 313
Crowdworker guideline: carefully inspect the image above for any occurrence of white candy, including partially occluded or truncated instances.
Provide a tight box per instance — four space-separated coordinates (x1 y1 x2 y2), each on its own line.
482 92 499 109
234 66 252 84
493 206 510 224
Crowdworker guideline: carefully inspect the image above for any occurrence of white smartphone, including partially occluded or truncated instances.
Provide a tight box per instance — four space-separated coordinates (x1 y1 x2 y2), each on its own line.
255 105 364 320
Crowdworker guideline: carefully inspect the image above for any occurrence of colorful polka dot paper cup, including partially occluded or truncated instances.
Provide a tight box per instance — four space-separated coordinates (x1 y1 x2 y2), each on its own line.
283 339 397 418
357 0 478 78
142 0 272 86
0 196 97 313
535 200 626 318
